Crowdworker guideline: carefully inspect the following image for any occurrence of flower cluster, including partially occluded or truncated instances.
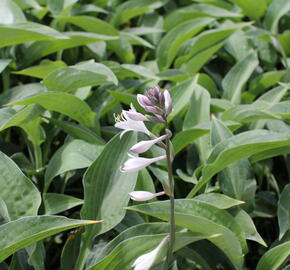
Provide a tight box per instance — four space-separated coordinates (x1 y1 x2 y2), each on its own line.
115 86 172 201
114 85 173 270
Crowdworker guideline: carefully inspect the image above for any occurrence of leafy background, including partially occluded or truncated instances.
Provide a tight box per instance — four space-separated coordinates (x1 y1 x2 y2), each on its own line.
0 0 290 269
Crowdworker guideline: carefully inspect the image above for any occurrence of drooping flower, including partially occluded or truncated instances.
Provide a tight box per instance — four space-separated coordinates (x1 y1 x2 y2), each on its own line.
130 134 167 154
132 236 169 270
129 191 165 201
124 104 148 121
122 155 166 172
114 106 150 137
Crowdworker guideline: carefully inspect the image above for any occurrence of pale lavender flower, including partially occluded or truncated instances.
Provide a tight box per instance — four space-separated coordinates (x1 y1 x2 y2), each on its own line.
129 191 165 201
124 104 148 121
164 90 172 115
137 94 152 107
130 134 167 154
114 108 150 137
122 155 166 172
132 236 169 270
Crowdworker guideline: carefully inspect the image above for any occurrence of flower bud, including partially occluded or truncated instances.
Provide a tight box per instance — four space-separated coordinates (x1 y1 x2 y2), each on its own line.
121 155 166 172
129 191 165 201
164 89 172 115
130 134 168 153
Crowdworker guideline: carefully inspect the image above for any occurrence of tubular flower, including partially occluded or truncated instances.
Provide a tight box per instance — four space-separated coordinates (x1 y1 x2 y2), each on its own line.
130 134 168 154
121 155 166 173
129 191 165 201
132 236 169 270
114 110 150 138
124 104 148 121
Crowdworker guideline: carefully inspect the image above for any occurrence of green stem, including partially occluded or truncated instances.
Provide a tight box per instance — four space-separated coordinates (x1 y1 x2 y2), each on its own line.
33 144 43 171
164 124 175 269
74 238 91 270
2 69 10 91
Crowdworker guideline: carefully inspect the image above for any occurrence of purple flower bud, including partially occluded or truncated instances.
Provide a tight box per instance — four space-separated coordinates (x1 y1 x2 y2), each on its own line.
164 89 172 115
130 134 168 153
147 115 165 123
144 106 163 115
137 94 153 107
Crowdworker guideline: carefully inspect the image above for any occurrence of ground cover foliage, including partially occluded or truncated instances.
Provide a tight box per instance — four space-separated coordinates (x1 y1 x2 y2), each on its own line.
0 0 290 269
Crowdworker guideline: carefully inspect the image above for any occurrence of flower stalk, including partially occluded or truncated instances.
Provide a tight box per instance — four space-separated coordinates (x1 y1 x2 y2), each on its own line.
115 85 176 270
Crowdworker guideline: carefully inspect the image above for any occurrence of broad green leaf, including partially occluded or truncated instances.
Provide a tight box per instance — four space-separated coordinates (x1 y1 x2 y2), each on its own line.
44 139 104 190
110 0 168 26
88 232 214 270
0 215 101 262
57 16 119 37
175 23 248 68
0 59 11 74
157 17 214 70
123 27 163 35
13 60 67 79
264 0 290 32
278 184 290 240
43 193 83 215
256 241 290 270
222 52 259 104
22 32 116 66
127 200 245 269
8 92 97 129
270 101 290 119
173 120 241 155
188 130 290 197
43 61 117 92
0 22 67 48
232 209 267 246
194 193 245 209
184 85 211 162
46 117 104 145
0 151 41 220
168 75 199 121
80 132 138 239
0 83 46 106
120 64 158 80
0 0 26 24
248 70 287 97
122 32 154 49
179 42 224 74
211 119 256 208
0 105 45 146
164 4 241 31
228 0 267 20
173 128 209 155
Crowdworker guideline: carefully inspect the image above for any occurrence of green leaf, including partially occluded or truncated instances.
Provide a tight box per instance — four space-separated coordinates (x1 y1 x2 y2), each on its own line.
43 60 117 92
0 59 11 74
0 0 26 24
127 200 245 269
13 60 67 79
80 132 138 238
120 64 158 80
164 4 241 31
256 241 290 270
232 208 267 246
110 0 168 26
228 0 267 20
21 32 115 66
8 92 97 129
0 105 45 145
0 215 100 262
0 22 68 48
211 119 256 208
222 52 259 104
0 151 41 220
194 193 245 209
278 184 290 240
264 0 290 32
46 117 104 145
270 101 290 119
188 129 290 197
88 231 213 270
157 17 214 70
44 139 103 191
57 16 119 37
43 193 83 215
168 75 199 121
175 23 248 68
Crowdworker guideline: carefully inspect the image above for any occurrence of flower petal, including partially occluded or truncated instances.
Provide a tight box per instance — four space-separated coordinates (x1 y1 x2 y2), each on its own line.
122 155 166 172
130 135 167 153
129 191 165 201
164 89 172 115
